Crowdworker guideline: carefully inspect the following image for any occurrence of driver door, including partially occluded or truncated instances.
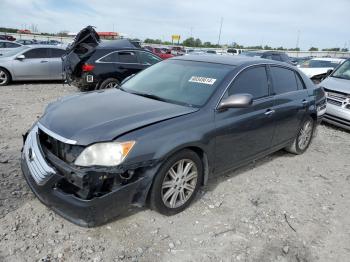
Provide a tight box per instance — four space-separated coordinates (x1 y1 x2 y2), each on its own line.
12 48 51 80
214 65 276 173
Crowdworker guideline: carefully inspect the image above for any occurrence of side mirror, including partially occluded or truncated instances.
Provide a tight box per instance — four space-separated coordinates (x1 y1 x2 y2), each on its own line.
121 74 135 85
16 54 25 60
217 94 253 111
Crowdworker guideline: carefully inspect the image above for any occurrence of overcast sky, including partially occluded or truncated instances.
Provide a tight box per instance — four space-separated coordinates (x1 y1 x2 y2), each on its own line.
1 0 349 49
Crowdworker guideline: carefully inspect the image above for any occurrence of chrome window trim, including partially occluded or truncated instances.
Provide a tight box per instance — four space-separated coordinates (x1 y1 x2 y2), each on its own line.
95 50 140 65
215 63 271 109
37 122 77 145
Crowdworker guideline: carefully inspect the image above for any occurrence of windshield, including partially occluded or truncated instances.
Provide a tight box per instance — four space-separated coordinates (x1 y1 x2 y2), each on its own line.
121 60 234 107
0 46 29 57
300 59 340 68
332 60 350 80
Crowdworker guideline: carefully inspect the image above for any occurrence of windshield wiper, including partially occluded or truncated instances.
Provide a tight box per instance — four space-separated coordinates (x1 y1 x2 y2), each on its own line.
130 91 168 102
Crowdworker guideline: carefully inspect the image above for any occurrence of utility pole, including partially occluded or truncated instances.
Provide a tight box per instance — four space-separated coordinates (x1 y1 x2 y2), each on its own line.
296 30 300 49
190 27 193 38
217 17 223 46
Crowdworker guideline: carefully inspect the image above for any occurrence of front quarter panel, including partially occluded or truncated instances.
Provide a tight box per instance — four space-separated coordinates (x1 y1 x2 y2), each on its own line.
119 109 216 174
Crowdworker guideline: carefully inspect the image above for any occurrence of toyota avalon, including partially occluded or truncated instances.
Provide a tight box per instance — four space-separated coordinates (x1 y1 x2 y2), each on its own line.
21 55 326 226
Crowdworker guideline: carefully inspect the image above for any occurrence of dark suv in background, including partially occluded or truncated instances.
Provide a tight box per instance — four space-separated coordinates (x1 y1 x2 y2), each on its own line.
63 26 162 91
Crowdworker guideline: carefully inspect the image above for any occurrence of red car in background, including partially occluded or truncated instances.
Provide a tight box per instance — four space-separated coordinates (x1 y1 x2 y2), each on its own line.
144 46 174 59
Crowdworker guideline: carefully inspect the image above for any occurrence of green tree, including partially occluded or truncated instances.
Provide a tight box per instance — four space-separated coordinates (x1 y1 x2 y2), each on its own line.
182 37 196 47
309 47 318 51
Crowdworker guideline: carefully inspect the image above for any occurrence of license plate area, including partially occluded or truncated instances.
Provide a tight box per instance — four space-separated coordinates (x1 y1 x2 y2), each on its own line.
86 75 94 83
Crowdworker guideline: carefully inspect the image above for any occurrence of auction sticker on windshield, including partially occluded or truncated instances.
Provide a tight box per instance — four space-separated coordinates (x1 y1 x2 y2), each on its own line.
189 76 217 85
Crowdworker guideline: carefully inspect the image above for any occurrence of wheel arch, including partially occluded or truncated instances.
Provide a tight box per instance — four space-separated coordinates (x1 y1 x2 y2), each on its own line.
0 66 12 82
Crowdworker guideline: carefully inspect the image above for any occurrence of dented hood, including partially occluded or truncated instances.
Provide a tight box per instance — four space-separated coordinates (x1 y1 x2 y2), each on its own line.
39 89 198 145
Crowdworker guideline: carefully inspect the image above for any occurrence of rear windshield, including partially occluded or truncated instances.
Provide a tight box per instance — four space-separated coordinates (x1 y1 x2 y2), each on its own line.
121 60 234 107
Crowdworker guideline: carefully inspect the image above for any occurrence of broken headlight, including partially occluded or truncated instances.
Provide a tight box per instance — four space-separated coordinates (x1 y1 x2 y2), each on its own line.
74 141 135 167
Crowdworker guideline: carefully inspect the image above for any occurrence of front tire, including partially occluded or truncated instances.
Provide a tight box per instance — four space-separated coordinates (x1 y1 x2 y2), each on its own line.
285 116 315 154
0 68 10 86
150 150 203 215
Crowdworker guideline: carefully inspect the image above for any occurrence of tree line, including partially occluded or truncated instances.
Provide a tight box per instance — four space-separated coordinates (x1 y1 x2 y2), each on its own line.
144 37 349 52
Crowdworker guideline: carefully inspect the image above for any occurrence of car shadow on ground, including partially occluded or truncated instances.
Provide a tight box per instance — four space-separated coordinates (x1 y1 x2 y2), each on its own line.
202 149 291 193
320 121 350 134
8 80 65 86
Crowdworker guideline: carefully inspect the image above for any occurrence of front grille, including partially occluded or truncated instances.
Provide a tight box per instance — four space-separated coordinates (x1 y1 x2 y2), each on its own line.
23 126 56 185
327 99 343 107
325 89 350 110
38 128 84 164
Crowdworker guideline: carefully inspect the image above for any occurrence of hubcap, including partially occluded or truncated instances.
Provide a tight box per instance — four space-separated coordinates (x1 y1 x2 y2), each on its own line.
0 70 7 84
161 159 198 209
298 121 313 150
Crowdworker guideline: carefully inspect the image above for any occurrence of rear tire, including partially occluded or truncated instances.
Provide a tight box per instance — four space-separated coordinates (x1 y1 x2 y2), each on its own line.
150 150 203 215
0 68 11 86
285 116 315 155
98 78 120 90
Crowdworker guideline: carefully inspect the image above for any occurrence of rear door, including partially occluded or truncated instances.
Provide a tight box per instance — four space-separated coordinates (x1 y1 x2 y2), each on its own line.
269 66 309 146
48 48 65 79
12 48 51 80
116 50 145 76
214 65 276 173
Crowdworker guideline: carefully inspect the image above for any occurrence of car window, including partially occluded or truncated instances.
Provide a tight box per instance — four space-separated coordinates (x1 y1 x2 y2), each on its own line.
295 72 305 90
332 60 350 80
138 51 161 65
270 66 298 94
100 52 119 62
0 42 5 48
5 42 20 48
271 54 282 61
118 51 138 63
23 48 50 59
228 66 269 99
50 48 65 58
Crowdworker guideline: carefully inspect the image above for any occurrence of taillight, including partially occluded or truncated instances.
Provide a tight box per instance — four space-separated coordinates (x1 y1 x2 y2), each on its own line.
82 63 95 72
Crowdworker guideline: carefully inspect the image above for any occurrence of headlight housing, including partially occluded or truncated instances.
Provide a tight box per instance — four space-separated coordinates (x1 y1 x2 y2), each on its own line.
74 141 135 167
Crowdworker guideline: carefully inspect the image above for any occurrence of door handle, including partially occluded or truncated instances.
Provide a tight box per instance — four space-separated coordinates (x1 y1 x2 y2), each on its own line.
40 60 48 63
264 109 275 116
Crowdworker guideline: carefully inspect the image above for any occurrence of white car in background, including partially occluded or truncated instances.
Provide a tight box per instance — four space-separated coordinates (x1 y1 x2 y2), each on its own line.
0 40 23 55
298 58 345 83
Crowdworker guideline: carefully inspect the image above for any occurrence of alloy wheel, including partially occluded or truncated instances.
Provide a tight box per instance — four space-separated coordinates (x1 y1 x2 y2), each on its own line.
298 120 313 150
161 159 198 209
0 70 8 85
106 82 118 89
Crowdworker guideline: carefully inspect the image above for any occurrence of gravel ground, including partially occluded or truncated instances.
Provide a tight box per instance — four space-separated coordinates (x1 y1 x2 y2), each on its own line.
0 83 349 262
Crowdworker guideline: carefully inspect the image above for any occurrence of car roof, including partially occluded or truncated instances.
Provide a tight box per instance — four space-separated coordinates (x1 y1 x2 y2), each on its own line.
26 45 65 49
97 39 140 50
171 54 290 67
0 40 20 44
311 57 345 62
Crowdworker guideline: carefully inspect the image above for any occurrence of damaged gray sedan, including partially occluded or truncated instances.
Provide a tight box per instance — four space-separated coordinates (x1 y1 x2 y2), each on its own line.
21 55 325 226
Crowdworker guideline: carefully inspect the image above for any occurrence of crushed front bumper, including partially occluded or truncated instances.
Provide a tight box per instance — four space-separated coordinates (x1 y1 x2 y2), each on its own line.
21 126 156 227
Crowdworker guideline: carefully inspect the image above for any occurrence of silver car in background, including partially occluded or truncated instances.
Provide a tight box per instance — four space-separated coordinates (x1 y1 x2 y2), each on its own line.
0 45 65 86
320 59 350 130
0 40 23 55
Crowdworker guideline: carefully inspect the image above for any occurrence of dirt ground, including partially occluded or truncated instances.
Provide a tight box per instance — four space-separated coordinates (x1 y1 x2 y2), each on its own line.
0 83 349 262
